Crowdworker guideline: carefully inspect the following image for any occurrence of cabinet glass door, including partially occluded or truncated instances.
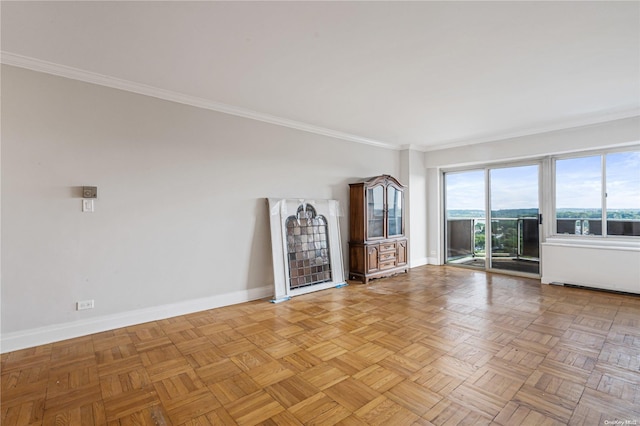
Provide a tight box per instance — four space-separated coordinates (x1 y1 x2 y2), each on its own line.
367 185 385 238
387 186 403 236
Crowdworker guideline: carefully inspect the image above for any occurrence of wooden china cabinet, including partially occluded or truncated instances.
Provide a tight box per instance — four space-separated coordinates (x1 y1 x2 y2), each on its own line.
348 175 408 283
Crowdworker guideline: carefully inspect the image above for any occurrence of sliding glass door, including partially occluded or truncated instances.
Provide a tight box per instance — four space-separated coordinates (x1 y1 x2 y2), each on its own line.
445 170 486 269
489 165 540 275
445 163 541 276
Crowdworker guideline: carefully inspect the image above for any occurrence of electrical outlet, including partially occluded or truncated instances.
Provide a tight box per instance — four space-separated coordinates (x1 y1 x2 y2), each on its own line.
77 300 94 310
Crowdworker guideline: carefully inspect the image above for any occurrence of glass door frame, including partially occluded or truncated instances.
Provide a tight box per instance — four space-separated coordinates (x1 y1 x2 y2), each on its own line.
366 183 386 240
486 161 542 277
443 159 543 278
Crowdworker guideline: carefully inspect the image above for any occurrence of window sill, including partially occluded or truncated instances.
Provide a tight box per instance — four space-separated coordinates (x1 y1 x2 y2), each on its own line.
543 236 640 252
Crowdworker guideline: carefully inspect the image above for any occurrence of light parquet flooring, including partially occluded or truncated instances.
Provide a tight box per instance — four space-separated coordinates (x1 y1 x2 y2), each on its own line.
2 265 640 425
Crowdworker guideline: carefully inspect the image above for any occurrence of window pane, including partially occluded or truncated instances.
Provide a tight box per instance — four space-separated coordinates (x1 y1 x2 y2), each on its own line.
490 165 539 275
606 151 640 236
367 185 384 238
555 156 602 235
387 186 403 236
445 170 486 267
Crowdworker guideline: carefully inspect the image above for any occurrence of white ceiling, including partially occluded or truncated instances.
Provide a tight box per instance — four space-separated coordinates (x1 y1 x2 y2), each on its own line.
2 1 639 150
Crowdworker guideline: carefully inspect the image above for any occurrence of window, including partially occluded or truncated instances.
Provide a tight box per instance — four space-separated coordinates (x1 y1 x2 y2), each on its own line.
554 150 640 237
606 151 640 236
555 155 603 235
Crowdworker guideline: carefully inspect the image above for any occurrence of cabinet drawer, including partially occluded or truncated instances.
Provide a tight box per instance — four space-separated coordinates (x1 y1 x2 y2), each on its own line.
379 252 396 262
379 259 396 270
379 242 396 253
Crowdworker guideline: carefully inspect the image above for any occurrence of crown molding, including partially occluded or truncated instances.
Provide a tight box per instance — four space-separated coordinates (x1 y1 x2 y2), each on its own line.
399 144 428 152
1 51 399 151
3 52 637 154
421 109 640 152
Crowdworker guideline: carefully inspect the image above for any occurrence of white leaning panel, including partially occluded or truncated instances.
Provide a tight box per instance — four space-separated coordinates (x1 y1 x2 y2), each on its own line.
267 198 346 302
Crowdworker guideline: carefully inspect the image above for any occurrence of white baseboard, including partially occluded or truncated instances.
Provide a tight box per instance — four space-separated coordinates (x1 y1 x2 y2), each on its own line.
427 257 440 265
1 286 273 354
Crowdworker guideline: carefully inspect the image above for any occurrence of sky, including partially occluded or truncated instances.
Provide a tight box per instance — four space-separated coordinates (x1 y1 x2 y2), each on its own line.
603 151 640 210
557 151 640 210
445 151 640 212
555 155 601 209
445 170 485 211
445 165 539 212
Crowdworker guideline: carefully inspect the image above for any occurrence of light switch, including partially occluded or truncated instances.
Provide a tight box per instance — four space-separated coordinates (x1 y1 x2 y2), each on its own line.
82 199 94 212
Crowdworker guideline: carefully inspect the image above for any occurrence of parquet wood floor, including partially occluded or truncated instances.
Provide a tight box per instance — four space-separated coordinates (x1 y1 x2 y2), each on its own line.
2 265 640 425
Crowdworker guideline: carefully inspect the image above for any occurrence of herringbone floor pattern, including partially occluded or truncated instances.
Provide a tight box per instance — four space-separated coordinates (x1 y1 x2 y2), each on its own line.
2 266 639 425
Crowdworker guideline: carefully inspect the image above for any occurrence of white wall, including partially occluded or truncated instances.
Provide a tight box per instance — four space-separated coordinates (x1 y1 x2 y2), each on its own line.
399 148 428 267
1 65 401 351
424 117 640 169
541 241 640 293
424 116 640 293
426 167 441 265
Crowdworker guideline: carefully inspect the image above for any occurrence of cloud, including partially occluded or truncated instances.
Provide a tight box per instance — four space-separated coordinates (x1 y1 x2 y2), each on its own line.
445 171 484 210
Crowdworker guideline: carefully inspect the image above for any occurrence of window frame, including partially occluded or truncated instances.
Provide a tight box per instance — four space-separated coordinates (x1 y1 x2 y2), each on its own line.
551 146 640 239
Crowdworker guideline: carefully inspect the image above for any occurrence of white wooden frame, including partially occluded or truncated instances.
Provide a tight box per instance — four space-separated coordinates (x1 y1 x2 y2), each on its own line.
267 198 346 302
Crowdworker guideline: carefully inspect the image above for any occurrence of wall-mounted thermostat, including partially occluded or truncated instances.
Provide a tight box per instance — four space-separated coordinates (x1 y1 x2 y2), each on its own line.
82 186 97 198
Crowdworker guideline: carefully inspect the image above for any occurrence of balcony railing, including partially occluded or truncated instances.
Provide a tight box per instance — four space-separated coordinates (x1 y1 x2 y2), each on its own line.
447 217 539 261
557 218 640 236
448 217 639 262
